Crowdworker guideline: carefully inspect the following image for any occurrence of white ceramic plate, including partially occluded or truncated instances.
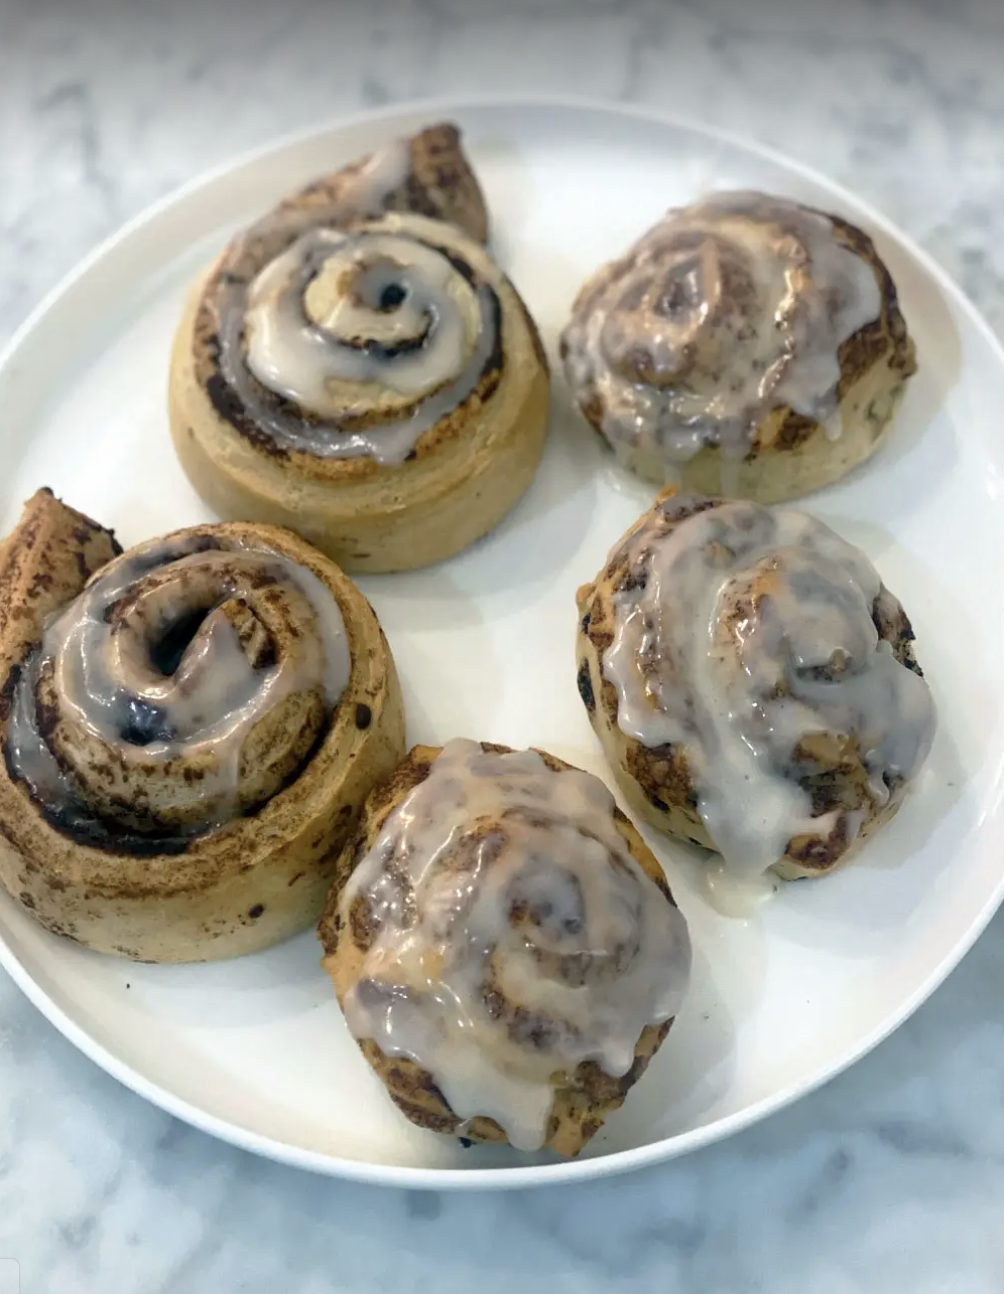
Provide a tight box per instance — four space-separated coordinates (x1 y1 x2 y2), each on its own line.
1 97 1002 1191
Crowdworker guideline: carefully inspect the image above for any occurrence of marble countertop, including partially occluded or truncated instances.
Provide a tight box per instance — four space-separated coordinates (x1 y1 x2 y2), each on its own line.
2 0 1004 1290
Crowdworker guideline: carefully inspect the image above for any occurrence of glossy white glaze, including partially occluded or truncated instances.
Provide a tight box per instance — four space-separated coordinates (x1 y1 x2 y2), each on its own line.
603 497 935 876
220 214 498 465
6 534 350 835
562 192 882 476
341 739 691 1149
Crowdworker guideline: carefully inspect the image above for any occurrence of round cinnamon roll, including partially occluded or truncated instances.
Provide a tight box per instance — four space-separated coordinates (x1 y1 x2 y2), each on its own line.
576 491 936 894
560 191 917 501
0 489 405 962
318 738 691 1157
169 124 549 573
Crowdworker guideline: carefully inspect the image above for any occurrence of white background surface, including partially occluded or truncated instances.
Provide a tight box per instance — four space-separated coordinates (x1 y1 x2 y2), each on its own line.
3 1 1004 1290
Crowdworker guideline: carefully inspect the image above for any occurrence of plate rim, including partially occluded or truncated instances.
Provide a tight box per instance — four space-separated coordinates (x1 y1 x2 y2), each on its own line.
2 91 1003 1192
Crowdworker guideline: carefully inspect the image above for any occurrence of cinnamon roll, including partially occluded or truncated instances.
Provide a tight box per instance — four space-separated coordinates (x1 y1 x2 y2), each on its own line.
318 739 691 1157
169 123 550 573
576 492 936 896
0 489 405 962
560 191 917 501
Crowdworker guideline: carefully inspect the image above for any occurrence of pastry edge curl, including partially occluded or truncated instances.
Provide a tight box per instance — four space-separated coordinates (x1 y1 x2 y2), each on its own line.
271 121 490 248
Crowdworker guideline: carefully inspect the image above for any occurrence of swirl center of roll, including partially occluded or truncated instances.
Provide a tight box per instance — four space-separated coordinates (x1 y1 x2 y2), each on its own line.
603 497 936 875
5 535 351 841
212 215 501 466
341 739 690 1151
600 230 761 389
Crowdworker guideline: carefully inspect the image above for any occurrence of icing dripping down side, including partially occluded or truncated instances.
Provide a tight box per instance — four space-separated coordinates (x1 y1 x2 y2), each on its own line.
602 496 936 877
340 739 692 1152
561 191 883 472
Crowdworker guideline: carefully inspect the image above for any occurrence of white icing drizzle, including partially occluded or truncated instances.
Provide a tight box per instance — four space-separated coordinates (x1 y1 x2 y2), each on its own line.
216 216 499 466
702 863 779 919
339 138 412 217
561 191 883 475
6 534 350 839
340 739 691 1151
602 497 936 877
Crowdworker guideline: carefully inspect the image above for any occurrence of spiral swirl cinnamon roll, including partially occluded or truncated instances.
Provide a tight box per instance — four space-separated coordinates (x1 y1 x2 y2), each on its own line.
169 123 549 573
576 492 936 893
318 739 691 1157
0 489 405 962
560 191 917 501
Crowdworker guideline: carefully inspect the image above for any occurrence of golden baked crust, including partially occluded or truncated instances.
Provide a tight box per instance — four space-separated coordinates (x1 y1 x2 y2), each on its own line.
561 195 917 503
0 490 406 961
318 742 683 1157
169 123 550 573
575 492 931 881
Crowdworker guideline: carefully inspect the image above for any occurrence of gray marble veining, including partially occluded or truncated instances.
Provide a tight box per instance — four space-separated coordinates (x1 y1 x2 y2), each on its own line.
2 0 1004 1290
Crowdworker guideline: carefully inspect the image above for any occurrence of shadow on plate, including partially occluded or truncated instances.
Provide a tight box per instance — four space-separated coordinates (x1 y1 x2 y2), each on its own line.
359 387 601 628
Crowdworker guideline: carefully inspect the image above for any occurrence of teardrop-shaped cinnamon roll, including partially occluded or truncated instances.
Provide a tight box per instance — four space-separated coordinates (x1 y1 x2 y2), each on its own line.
560 191 916 501
576 491 936 893
169 124 549 573
318 739 691 1157
0 490 405 962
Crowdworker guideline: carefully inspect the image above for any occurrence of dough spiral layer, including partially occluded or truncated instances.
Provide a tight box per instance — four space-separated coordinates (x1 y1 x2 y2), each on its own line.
561 191 917 501
319 739 691 1157
170 123 550 573
576 492 936 885
0 490 405 962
